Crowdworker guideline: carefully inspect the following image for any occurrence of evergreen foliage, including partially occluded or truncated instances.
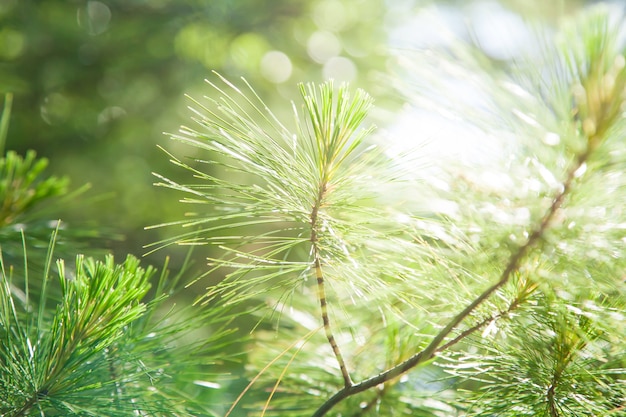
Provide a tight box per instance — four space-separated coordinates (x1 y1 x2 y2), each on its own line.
0 93 98 270
1 3 625 417
0 91 232 416
157 5 626 416
0 244 232 416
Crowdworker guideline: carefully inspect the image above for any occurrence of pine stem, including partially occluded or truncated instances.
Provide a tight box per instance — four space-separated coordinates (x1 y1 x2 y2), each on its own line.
547 328 583 417
547 381 560 417
311 146 593 417
106 346 124 407
315 257 353 388
311 181 353 388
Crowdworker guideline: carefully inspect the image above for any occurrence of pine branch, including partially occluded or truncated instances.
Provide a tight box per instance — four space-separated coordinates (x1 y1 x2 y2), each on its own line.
313 255 352 388
310 182 344 382
349 384 387 417
436 277 537 354
156 8 626 415
311 141 590 416
442 291 626 416
1 232 232 416
306 83 360 389
312 8 626 413
0 151 69 227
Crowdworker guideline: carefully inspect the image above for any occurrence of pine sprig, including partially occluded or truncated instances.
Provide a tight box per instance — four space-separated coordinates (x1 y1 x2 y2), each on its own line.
0 249 152 416
157 74 452 413
0 150 69 228
0 94 104 273
0 237 231 417
154 74 432 315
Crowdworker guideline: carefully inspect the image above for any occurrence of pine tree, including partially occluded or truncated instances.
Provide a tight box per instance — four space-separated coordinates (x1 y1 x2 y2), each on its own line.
1 3 625 417
155 4 625 416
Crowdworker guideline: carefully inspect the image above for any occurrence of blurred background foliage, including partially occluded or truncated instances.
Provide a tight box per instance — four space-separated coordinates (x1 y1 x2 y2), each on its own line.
0 0 591 268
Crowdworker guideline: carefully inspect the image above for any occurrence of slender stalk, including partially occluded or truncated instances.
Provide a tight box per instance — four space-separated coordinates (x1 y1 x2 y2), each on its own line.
0 93 13 155
105 346 123 408
314 256 352 387
310 181 353 388
311 147 592 417
547 327 584 417
343 283 534 417
547 380 560 417
547 356 570 417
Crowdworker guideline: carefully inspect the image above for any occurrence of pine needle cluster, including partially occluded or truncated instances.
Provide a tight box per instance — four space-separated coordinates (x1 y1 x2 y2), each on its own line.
158 4 626 417
0 94 232 416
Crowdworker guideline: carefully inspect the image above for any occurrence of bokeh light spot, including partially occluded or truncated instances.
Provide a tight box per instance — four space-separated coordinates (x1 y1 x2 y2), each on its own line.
77 1 111 36
40 93 72 125
307 30 341 64
260 51 293 83
98 106 127 125
469 1 531 60
174 23 228 68
229 33 270 72
0 28 24 60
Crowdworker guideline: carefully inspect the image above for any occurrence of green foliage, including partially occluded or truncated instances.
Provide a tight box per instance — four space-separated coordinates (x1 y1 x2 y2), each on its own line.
1 0 389 254
0 238 232 417
444 297 626 416
150 75 413 305
1 250 149 416
0 75 229 417
0 94 78 272
1 2 625 417
157 4 626 417
0 150 68 227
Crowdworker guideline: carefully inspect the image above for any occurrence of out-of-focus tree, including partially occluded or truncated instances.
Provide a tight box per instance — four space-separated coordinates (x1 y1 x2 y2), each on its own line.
0 0 388 260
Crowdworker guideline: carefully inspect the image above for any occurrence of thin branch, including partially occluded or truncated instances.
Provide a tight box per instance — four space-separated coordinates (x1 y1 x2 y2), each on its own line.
547 327 585 417
314 256 353 387
311 147 592 417
547 354 571 417
311 181 353 388
342 291 531 416
547 381 560 417
435 273 538 354
105 346 123 408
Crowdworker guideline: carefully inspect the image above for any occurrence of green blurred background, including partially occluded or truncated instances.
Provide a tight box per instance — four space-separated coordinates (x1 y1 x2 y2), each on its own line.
1 0 589 271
